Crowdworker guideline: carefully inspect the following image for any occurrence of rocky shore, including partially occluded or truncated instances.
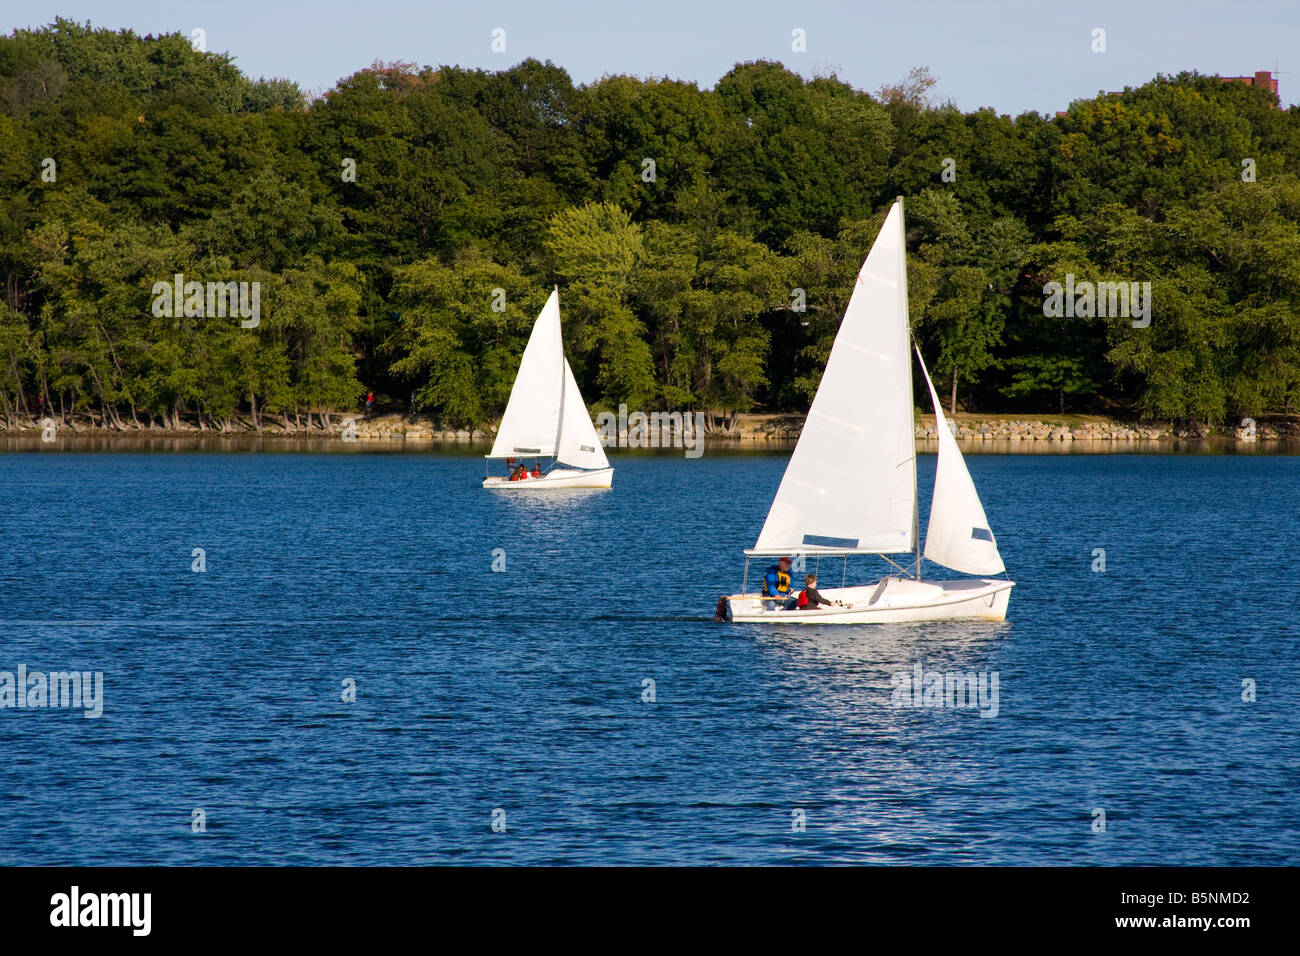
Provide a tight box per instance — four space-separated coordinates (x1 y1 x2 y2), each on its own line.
713 413 1297 443
3 411 1296 444
914 418 1296 442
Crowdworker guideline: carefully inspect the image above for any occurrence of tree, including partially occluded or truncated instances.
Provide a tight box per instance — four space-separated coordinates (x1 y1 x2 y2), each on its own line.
545 201 655 407
3 22 1300 432
907 190 1008 412
388 252 542 426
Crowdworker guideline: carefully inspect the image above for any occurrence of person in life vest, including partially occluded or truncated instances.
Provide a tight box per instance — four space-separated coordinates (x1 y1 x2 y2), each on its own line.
763 556 797 609
509 463 526 481
795 574 837 611
530 463 542 478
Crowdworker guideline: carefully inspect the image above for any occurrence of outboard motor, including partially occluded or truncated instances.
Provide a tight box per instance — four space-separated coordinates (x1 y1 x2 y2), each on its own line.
713 596 729 622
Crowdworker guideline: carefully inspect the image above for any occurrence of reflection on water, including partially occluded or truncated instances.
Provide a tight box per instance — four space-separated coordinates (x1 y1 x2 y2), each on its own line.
749 619 1011 671
493 489 611 516
736 618 1021 862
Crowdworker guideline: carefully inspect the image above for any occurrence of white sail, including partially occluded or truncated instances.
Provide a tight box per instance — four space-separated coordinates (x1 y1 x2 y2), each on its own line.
753 201 916 554
489 290 564 458
556 359 610 469
915 347 1006 575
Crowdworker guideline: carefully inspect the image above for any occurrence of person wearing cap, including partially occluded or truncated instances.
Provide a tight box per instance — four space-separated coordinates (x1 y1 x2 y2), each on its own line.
762 556 798 610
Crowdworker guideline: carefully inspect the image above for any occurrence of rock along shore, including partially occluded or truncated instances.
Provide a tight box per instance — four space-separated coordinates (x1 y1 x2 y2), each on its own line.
3 411 1296 444
692 413 1298 443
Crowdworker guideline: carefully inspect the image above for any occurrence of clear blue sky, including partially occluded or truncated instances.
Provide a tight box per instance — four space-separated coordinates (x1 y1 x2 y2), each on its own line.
6 0 1297 113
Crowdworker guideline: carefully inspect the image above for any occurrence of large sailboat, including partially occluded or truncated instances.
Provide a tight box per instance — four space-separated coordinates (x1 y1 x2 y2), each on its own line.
722 199 1013 623
483 289 614 490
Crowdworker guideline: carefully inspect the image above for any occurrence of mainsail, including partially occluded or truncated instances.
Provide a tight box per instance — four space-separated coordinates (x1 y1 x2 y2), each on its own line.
753 201 917 554
915 347 1006 575
488 289 609 469
488 290 564 458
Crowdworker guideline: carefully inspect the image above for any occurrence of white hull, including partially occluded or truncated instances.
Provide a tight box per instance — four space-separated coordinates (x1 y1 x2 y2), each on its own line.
725 576 1013 624
483 467 613 490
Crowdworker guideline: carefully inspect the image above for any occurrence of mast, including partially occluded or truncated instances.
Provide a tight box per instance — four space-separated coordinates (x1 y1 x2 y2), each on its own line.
897 196 922 580
552 284 565 458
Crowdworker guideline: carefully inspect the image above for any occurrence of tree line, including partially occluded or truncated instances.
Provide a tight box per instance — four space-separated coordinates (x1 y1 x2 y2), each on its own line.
1 18 1298 431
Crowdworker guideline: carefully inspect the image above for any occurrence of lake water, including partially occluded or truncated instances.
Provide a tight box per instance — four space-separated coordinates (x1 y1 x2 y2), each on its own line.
0 445 1296 865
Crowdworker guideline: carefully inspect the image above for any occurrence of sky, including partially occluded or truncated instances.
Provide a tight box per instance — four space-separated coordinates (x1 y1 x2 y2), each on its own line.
5 0 1298 114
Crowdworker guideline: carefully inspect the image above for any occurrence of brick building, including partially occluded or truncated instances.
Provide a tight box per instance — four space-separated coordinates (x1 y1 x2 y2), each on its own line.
1221 70 1279 96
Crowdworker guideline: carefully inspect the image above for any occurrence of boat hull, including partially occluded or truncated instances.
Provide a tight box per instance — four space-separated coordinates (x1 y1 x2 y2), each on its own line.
483 467 614 490
725 576 1013 624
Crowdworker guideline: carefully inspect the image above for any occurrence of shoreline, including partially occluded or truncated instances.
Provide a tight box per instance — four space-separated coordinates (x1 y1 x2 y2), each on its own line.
2 411 1296 446
3 428 1297 455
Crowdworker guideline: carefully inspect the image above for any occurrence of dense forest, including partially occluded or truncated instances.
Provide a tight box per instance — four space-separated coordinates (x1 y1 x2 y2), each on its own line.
1 19 1298 431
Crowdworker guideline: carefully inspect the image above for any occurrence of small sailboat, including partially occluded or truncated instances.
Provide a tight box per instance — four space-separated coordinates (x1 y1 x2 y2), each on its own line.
483 289 614 490
722 199 1013 623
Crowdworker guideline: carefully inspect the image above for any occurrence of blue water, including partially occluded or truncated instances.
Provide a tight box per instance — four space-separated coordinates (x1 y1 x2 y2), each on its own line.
0 447 1296 865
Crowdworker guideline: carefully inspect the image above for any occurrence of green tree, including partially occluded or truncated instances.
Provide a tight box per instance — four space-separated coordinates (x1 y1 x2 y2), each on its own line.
546 201 655 408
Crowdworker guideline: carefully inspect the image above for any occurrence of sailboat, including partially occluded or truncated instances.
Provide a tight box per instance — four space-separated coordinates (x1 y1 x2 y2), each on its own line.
482 288 614 490
722 199 1013 623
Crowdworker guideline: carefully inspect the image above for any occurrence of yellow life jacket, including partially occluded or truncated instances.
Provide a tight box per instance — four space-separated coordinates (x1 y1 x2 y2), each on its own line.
765 566 791 595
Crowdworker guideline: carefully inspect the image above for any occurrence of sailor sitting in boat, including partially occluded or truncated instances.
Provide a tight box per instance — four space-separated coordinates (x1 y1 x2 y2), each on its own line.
795 574 844 610
762 556 798 610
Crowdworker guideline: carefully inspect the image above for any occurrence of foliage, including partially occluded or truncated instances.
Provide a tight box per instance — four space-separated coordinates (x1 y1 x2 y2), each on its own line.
1 21 1297 428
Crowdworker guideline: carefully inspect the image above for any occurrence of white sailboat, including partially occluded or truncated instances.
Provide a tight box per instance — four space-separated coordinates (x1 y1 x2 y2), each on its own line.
722 199 1013 623
483 288 614 490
